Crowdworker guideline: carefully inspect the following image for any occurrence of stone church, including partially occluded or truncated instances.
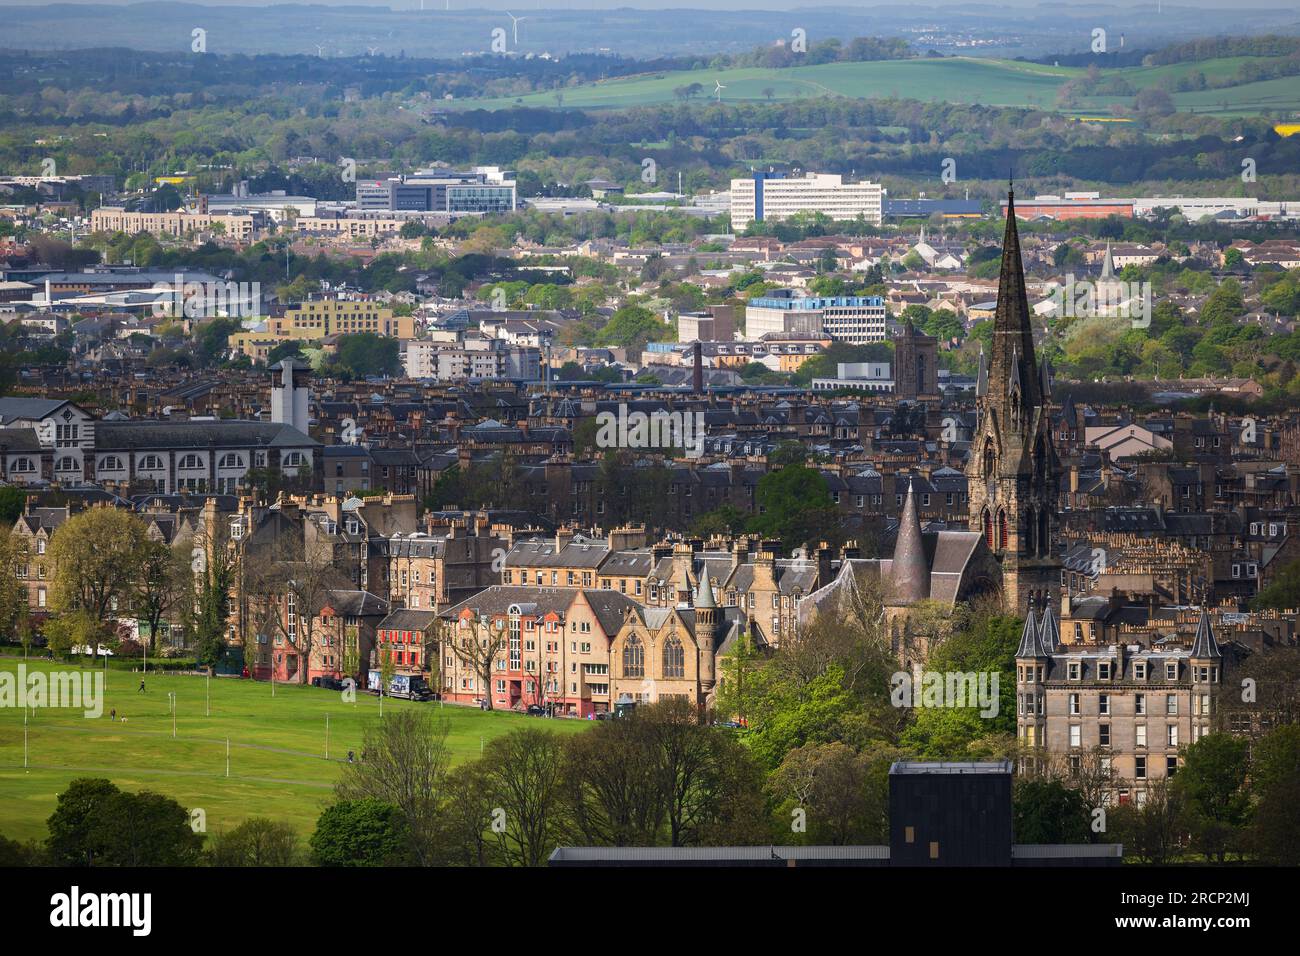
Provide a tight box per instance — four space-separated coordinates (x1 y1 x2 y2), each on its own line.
799 186 1059 664
965 185 1062 618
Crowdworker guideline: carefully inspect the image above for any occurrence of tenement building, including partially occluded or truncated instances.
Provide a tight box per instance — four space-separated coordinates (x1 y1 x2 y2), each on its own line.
1016 602 1224 804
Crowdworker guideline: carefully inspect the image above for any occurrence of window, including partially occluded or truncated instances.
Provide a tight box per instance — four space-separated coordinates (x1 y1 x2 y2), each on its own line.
1135 756 1146 780
1165 696 1178 716
1166 756 1178 776
178 454 202 470
663 637 685 679
218 453 245 469
97 455 124 471
1134 661 1147 681
1099 724 1110 747
623 635 644 678
1099 694 1110 715
1069 725 1081 748
1166 661 1178 680
1069 693 1080 715
139 454 163 470
1136 725 1147 748
1167 725 1178 747
1068 661 1080 681
1135 693 1146 716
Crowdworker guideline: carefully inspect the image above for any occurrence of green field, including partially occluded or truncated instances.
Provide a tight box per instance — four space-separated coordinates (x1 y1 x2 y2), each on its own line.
464 55 1300 117
0 659 586 843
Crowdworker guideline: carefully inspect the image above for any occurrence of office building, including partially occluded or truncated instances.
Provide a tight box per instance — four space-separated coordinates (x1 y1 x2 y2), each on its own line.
356 167 517 214
746 289 887 344
730 171 883 229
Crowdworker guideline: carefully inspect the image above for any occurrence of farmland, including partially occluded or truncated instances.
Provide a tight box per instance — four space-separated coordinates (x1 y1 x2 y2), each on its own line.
460 55 1300 117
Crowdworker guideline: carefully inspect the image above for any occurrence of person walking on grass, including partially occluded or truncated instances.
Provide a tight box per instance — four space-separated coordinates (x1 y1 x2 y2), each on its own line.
138 679 146 693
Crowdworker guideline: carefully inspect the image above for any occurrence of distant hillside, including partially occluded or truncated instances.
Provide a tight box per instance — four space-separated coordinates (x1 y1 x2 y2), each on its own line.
458 55 1300 117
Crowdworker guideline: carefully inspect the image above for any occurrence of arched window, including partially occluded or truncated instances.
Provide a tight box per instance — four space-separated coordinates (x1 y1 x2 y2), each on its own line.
983 439 996 478
1038 510 1050 557
218 453 245 470
98 455 124 472
663 636 685 679
178 454 202 470
11 457 35 473
998 509 1008 551
623 635 644 678
1024 509 1035 556
55 456 77 472
139 455 163 470
1034 438 1046 484
283 451 304 468
982 509 993 549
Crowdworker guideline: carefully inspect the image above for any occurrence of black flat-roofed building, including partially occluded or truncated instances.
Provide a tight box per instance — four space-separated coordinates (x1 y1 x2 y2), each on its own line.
889 760 1014 867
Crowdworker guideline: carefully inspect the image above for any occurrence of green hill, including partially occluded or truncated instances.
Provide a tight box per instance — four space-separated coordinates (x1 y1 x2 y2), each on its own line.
462 55 1300 116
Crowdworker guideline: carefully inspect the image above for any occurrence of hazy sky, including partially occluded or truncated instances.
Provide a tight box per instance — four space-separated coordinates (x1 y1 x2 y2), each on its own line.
1 0 1296 8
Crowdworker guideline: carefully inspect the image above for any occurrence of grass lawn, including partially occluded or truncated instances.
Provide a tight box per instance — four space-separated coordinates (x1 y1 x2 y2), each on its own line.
0 659 587 843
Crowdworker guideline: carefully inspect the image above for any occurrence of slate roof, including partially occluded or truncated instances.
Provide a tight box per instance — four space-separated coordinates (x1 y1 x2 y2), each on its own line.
95 420 319 450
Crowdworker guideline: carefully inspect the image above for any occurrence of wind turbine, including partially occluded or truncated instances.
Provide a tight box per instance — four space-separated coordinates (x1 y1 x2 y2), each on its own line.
367 46 379 56
314 44 325 57
713 79 726 103
506 11 527 45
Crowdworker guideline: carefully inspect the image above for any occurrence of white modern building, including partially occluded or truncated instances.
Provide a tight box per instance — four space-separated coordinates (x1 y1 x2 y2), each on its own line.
730 172 883 230
746 290 888 345
811 362 894 392
405 337 541 382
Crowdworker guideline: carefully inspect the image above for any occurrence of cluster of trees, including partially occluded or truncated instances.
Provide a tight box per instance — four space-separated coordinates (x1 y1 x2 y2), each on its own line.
0 505 239 668
306 704 765 866
1046 267 1300 392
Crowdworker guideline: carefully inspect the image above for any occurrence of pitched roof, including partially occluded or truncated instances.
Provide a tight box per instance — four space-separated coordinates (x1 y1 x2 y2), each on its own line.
1016 607 1051 658
1190 606 1221 660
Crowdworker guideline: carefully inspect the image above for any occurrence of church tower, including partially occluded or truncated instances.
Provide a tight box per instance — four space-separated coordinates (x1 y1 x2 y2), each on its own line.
966 186 1061 616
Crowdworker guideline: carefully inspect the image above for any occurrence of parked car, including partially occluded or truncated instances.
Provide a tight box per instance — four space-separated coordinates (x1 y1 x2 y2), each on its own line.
525 704 546 716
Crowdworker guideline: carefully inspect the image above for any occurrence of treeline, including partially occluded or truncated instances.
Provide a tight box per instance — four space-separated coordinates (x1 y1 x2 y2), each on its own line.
1142 34 1300 67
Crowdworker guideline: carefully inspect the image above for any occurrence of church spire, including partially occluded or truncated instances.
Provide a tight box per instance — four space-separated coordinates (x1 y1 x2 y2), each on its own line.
991 186 1041 420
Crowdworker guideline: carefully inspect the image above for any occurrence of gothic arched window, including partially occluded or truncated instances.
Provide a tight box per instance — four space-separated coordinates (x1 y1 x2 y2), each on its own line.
983 439 996 478
1024 509 1036 555
983 509 993 549
998 510 1008 551
663 636 685 678
1039 510 1050 557
623 635 644 678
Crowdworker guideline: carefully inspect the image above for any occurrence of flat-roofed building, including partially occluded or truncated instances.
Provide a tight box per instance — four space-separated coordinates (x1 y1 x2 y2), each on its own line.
746 289 887 344
231 298 415 358
730 172 883 229
90 207 256 241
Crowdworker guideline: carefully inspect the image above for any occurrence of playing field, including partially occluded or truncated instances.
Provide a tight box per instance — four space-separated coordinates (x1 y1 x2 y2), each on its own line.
460 55 1300 117
0 659 587 843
